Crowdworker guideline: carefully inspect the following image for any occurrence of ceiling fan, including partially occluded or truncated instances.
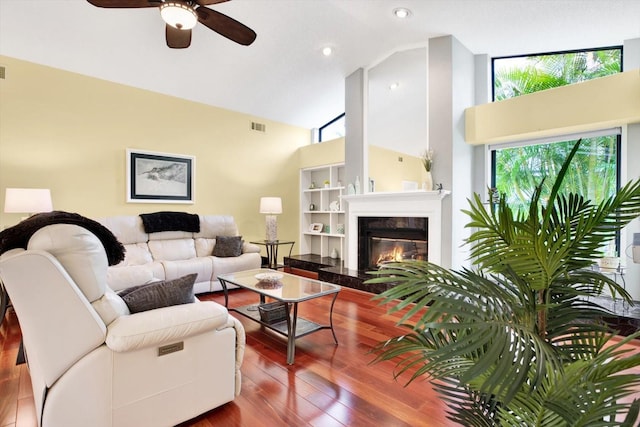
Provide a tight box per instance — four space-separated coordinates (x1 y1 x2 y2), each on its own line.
86 0 256 48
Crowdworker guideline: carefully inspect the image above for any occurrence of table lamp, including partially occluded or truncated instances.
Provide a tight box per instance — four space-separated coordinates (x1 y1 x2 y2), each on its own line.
260 197 282 242
4 188 53 220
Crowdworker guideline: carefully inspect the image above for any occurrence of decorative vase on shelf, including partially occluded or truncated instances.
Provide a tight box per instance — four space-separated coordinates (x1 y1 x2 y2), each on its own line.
423 171 433 191
330 248 339 259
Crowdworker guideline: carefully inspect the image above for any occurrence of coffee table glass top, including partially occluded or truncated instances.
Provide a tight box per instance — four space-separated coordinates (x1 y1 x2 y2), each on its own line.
218 268 340 302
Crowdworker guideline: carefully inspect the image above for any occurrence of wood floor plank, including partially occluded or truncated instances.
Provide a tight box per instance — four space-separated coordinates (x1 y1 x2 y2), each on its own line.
14 397 36 427
2 287 639 427
0 311 22 427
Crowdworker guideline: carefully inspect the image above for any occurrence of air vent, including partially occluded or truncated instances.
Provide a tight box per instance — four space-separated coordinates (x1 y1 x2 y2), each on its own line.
251 121 266 133
0 66 5 80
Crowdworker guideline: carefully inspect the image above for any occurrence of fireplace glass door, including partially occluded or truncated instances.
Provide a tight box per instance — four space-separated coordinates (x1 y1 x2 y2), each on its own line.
358 217 428 270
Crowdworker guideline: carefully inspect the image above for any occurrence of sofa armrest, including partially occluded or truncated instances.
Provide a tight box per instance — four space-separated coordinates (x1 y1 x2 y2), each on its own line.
223 314 245 396
106 301 229 352
242 242 261 254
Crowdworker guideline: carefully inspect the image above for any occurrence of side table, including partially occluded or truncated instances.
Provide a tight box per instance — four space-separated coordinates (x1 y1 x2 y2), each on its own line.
593 264 626 291
593 264 628 307
250 240 295 269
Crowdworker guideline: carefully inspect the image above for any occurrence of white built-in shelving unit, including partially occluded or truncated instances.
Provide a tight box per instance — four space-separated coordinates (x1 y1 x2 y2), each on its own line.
299 163 345 259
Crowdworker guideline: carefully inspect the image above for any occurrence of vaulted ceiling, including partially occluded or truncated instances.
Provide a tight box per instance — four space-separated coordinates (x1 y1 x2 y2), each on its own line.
1 0 639 129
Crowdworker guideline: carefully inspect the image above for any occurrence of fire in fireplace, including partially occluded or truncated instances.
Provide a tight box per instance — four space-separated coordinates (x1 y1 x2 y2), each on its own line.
358 217 428 270
371 237 428 265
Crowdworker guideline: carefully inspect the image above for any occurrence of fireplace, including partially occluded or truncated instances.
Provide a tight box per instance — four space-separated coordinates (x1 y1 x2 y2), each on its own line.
342 190 449 270
358 217 428 270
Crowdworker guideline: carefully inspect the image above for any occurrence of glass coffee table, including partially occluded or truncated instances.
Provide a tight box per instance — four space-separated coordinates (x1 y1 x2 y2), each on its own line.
218 268 340 365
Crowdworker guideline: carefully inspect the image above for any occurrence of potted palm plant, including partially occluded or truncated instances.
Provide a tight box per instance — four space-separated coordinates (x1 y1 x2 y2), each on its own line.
368 140 640 426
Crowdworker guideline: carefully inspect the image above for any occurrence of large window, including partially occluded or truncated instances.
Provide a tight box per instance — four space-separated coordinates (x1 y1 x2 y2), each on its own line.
493 47 622 101
491 47 622 211
492 134 620 215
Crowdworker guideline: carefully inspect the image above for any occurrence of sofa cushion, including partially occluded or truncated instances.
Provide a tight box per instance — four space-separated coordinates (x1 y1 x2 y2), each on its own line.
148 238 196 261
163 258 213 294
196 238 260 257
119 273 197 314
147 230 193 241
196 215 238 239
106 264 162 292
212 253 262 280
96 215 148 245
28 224 109 303
120 243 153 266
213 236 243 257
92 287 131 325
195 237 216 257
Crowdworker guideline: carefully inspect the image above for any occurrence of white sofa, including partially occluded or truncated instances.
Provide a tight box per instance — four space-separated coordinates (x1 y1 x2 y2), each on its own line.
97 215 262 294
0 223 245 427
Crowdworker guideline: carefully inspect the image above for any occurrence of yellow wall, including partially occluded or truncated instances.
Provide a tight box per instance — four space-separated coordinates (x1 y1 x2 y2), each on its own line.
465 70 640 144
298 137 345 169
0 56 310 245
368 145 424 192
297 139 426 192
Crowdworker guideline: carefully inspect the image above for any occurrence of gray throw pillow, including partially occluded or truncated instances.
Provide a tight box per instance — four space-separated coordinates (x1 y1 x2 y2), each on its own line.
119 273 197 314
212 235 243 257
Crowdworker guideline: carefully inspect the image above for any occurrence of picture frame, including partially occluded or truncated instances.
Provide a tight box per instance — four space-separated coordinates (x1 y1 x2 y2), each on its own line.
127 149 195 203
309 223 324 233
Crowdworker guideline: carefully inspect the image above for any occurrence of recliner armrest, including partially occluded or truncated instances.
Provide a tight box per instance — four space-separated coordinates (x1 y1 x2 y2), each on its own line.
106 301 229 352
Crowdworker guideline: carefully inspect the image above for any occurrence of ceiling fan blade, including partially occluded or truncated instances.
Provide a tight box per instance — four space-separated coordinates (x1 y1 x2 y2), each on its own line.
196 7 256 46
86 0 159 7
195 0 230 5
166 25 192 49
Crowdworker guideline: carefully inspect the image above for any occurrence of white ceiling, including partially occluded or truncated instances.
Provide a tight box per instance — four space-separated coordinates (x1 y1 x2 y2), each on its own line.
1 0 639 130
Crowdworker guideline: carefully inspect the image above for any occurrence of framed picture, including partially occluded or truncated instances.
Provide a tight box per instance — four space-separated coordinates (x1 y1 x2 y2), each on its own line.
309 223 323 233
127 149 195 203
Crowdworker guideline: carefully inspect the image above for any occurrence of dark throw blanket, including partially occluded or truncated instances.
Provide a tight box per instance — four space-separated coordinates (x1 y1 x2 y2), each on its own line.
139 211 200 233
0 211 125 266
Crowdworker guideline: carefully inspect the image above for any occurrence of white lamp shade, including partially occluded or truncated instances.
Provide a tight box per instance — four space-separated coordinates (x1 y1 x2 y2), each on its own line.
4 188 53 214
259 197 282 214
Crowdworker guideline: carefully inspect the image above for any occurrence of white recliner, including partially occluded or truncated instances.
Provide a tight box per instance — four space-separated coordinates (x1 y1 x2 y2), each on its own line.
0 223 245 427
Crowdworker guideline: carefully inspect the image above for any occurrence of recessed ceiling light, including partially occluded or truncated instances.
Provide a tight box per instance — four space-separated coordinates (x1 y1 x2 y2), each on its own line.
393 7 411 19
389 82 400 90
322 46 333 56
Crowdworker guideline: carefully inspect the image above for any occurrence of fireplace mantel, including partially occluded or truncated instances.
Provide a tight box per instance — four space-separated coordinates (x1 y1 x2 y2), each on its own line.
341 190 450 270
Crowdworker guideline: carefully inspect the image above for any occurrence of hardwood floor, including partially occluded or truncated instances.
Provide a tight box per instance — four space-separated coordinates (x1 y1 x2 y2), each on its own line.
1 287 639 427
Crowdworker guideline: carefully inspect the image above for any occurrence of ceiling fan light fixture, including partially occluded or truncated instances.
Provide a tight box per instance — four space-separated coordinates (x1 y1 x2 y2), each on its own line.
160 1 198 30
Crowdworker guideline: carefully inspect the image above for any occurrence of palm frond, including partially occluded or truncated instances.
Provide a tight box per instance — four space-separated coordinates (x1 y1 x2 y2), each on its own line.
369 263 565 403
432 377 501 427
503 333 640 426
